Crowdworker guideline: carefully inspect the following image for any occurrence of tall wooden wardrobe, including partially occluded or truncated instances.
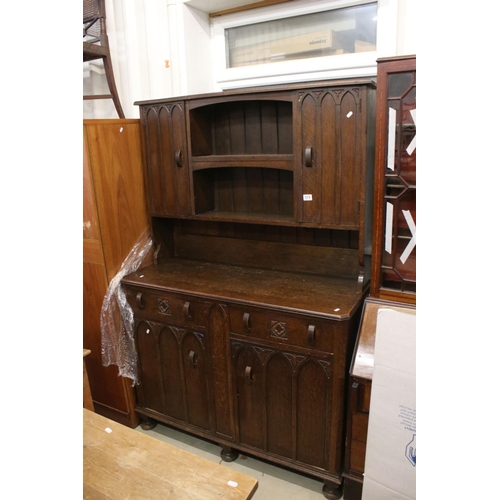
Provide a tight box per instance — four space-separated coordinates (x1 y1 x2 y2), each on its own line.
83 119 149 427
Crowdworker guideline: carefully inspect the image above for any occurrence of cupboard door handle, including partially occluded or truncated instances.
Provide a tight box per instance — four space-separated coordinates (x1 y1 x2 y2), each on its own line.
307 325 316 345
183 301 191 320
244 366 253 385
243 312 251 332
136 292 144 310
175 149 183 167
189 350 197 367
305 146 313 168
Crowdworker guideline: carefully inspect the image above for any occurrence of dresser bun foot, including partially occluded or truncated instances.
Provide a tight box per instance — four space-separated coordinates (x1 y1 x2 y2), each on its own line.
322 479 343 500
220 446 239 462
139 416 157 430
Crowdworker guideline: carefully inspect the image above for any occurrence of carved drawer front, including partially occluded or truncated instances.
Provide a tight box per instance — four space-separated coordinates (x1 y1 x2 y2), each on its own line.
228 305 335 353
124 285 206 328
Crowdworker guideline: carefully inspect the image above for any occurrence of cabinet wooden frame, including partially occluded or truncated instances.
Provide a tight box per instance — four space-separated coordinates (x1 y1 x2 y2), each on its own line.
370 55 416 304
125 78 376 499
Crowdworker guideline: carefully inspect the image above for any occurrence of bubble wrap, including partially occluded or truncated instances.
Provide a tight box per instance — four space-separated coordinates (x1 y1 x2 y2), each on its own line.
100 230 154 386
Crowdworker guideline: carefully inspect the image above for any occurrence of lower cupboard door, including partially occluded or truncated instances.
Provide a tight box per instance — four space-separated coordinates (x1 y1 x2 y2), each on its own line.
136 320 165 415
159 325 187 422
180 330 212 431
266 352 293 458
295 358 332 469
233 340 332 469
234 343 265 449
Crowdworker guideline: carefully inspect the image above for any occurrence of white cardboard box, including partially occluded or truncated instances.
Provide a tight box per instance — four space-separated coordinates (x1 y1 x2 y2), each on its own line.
362 308 416 500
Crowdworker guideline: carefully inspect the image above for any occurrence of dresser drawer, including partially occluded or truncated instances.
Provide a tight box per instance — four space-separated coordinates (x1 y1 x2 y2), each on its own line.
228 304 335 352
123 285 207 328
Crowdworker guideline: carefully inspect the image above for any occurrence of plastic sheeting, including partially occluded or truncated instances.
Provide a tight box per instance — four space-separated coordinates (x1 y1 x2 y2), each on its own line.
101 230 154 386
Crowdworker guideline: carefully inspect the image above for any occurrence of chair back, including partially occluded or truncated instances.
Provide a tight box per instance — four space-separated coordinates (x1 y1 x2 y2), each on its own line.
83 0 104 42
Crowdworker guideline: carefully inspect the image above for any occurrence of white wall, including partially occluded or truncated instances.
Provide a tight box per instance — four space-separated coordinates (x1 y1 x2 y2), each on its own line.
83 0 416 119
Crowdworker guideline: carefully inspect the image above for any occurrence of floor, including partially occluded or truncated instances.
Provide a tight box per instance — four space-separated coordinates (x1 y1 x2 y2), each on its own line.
135 421 344 500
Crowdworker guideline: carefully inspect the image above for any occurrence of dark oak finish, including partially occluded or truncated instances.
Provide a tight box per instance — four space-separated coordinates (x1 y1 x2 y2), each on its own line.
138 80 375 240
124 79 376 498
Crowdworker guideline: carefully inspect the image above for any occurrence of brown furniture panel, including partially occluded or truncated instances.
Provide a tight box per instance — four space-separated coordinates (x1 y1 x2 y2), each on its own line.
141 103 192 216
125 285 208 328
297 86 371 230
343 297 416 500
83 349 94 411
228 304 335 352
83 119 149 427
84 120 150 280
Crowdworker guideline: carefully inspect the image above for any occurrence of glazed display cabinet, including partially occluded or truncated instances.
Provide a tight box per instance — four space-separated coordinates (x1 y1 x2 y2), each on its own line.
370 55 416 304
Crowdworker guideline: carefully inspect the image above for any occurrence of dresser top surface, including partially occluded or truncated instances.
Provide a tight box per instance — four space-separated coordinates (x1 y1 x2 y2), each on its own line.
351 298 416 379
134 77 376 106
122 259 365 321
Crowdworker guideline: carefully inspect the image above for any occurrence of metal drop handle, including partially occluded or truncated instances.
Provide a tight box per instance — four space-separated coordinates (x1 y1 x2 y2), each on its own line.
175 149 183 167
245 366 253 385
305 146 313 168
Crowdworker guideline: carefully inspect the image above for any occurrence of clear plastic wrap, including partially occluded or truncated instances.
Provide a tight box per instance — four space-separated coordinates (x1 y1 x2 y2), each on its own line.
100 230 154 386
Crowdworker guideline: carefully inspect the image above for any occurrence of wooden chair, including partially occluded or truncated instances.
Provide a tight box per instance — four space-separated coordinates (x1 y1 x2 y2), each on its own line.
83 0 125 118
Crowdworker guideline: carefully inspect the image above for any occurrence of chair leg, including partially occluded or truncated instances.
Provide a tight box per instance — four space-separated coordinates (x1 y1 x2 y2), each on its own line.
101 54 125 119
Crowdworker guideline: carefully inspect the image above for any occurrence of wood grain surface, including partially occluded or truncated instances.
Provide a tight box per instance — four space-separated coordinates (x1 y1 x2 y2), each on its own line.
83 409 258 500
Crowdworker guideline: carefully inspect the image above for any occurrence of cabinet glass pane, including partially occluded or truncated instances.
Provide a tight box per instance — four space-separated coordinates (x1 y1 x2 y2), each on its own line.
381 70 416 294
225 2 377 69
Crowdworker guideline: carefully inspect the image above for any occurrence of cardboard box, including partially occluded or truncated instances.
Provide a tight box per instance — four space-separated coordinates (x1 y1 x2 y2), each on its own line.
355 40 376 53
362 307 416 500
230 29 343 67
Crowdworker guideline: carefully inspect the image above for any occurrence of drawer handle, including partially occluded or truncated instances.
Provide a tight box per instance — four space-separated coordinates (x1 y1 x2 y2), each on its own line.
244 366 253 385
189 350 197 368
305 146 313 168
307 325 316 345
351 381 369 414
183 301 191 320
136 292 144 310
175 149 183 168
243 312 251 332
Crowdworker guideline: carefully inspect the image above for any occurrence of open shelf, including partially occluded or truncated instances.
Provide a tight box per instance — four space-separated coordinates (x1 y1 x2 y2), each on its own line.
189 99 293 158
190 210 295 225
191 154 294 171
193 166 294 221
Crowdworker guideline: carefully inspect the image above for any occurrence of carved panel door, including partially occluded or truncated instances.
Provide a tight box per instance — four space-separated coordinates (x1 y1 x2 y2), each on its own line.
297 87 365 229
231 338 333 470
135 319 212 432
141 102 192 216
